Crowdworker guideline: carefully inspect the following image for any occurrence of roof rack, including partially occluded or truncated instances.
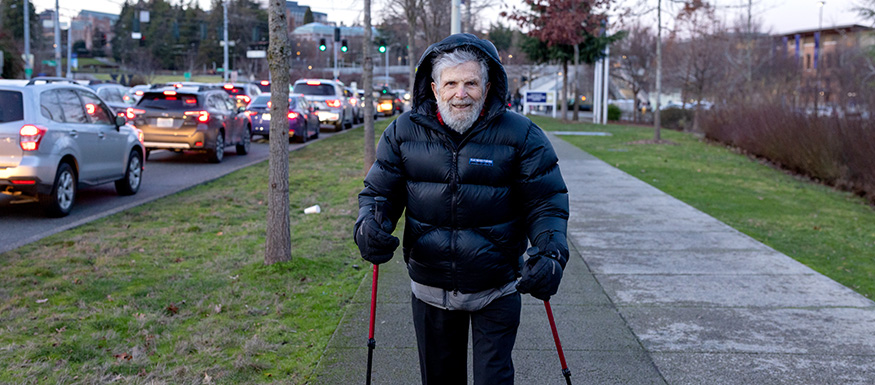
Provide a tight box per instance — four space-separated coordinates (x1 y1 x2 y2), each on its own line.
26 77 82 86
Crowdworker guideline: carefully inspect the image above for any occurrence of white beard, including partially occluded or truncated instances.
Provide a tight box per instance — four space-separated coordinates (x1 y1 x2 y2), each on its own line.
436 95 487 134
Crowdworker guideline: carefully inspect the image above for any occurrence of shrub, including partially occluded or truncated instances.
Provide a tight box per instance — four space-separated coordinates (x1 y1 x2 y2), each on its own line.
660 107 693 131
701 103 875 204
607 104 622 121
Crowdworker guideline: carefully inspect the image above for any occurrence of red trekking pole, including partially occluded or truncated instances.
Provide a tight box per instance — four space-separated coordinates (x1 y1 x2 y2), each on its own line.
544 300 572 385
366 264 379 385
365 196 387 385
526 246 572 384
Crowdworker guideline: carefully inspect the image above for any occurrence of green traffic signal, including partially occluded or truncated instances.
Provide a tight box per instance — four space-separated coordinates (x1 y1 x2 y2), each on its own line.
341 39 348 52
319 38 327 52
378 39 386 53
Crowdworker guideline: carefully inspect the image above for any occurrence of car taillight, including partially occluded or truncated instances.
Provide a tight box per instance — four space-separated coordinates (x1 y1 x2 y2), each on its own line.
136 129 144 143
224 84 234 90
260 80 270 86
20 125 47 151
244 111 257 116
236 95 251 103
163 90 177 96
184 110 210 123
306 80 321 86
288 112 298 119
349 98 358 105
326 99 341 108
126 108 145 120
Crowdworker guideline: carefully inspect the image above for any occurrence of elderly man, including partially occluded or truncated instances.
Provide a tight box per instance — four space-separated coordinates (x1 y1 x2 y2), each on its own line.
354 33 569 385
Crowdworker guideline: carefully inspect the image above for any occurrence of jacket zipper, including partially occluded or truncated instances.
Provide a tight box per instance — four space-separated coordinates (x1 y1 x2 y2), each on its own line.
450 149 459 294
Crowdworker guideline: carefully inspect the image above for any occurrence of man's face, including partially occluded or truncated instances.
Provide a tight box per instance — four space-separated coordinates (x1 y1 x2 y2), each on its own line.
431 61 490 133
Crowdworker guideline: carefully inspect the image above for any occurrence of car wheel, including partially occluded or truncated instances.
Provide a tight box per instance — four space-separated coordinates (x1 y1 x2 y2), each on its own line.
236 126 251 155
313 125 320 139
208 131 225 163
334 120 343 131
42 162 76 217
115 150 142 196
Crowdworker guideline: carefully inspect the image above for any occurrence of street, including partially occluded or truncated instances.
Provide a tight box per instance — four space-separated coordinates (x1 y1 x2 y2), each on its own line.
0 126 361 255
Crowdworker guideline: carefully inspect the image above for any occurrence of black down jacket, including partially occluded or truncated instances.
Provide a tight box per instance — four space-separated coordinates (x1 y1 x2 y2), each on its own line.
356 33 569 293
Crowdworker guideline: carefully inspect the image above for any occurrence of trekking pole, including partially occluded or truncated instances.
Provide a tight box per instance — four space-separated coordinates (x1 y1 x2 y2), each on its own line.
366 196 387 385
544 300 572 385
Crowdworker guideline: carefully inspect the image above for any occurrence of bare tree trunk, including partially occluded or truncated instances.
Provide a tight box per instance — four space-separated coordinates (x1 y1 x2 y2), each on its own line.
561 59 568 121
654 0 662 140
405 0 418 105
265 0 291 264
572 44 580 121
363 0 376 172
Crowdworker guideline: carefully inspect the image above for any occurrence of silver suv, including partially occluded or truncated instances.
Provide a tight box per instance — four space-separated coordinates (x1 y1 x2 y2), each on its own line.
0 78 145 217
292 79 354 131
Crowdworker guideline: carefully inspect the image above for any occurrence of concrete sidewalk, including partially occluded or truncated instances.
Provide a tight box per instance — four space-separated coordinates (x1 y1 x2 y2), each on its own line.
310 133 875 384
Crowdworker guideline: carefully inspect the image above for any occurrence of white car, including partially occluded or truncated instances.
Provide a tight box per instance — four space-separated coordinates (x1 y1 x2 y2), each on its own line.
292 79 354 131
0 78 145 217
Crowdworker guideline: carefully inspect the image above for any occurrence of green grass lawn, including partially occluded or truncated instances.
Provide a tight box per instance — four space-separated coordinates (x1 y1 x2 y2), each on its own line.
532 116 875 298
0 124 388 383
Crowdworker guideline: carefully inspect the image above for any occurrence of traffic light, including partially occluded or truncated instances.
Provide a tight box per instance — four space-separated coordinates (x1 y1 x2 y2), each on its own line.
319 38 327 52
378 40 386 53
340 39 348 53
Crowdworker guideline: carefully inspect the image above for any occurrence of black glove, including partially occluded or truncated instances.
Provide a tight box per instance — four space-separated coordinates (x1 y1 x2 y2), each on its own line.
516 250 563 301
354 214 399 265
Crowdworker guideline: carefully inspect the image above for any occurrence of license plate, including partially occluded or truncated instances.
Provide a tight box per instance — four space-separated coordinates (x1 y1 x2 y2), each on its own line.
261 113 271 121
156 118 174 127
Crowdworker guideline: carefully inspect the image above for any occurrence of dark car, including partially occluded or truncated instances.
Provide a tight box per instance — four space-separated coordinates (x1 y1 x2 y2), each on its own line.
246 94 319 143
87 82 133 117
376 89 398 117
218 83 262 109
253 80 271 93
126 85 250 163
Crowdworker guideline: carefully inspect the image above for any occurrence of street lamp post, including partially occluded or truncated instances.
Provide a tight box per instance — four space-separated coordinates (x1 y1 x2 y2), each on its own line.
384 45 389 82
24 0 32 79
54 0 61 77
223 0 229 82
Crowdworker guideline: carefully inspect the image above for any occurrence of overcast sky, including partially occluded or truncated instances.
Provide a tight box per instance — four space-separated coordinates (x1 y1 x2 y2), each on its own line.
30 0 871 36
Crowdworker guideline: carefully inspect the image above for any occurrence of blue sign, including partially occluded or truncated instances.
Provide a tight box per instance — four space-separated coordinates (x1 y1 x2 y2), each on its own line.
526 92 548 103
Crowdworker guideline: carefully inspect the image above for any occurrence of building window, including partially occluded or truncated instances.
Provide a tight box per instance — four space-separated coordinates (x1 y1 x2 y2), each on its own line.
806 54 812 69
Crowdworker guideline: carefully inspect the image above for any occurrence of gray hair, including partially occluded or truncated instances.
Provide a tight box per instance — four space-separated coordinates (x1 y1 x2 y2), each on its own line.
431 48 489 90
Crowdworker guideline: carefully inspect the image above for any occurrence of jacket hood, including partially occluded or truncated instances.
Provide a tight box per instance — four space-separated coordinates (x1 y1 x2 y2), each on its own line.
413 33 508 123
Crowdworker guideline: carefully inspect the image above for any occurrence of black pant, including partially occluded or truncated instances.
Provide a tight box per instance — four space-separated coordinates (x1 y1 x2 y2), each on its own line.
411 292 522 385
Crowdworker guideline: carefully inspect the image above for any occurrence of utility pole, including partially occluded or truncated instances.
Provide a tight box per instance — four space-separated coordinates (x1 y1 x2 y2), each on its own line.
223 0 229 82
66 24 72 78
384 45 389 82
24 0 31 79
654 0 662 140
54 0 61 77
451 0 461 34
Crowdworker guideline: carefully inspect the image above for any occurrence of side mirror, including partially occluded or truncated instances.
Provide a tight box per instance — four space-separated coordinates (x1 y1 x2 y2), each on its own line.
115 115 126 128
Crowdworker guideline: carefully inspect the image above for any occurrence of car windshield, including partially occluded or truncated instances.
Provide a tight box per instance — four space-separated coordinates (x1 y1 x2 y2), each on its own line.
138 92 200 109
293 83 334 96
0 90 24 122
251 94 271 106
